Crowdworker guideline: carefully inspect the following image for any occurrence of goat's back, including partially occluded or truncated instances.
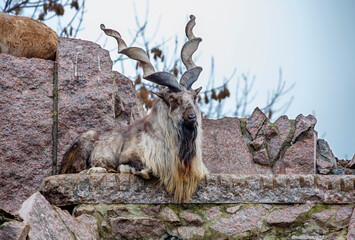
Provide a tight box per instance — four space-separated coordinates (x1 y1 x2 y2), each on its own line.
0 13 58 60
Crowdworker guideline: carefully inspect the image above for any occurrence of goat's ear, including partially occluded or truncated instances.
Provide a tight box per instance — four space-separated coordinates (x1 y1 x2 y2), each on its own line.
194 87 202 95
153 91 165 99
153 91 169 104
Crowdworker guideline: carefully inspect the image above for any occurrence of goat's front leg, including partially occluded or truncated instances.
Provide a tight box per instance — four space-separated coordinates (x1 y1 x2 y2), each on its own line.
80 167 107 173
136 168 154 179
118 164 153 179
80 166 117 173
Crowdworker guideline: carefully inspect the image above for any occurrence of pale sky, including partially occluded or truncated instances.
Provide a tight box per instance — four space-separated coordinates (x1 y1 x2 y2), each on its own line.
49 0 355 159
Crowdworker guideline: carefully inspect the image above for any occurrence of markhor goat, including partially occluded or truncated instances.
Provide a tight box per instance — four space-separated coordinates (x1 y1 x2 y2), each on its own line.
59 15 208 202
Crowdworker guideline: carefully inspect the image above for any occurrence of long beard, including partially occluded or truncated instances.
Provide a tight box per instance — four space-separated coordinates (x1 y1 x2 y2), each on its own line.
178 122 197 175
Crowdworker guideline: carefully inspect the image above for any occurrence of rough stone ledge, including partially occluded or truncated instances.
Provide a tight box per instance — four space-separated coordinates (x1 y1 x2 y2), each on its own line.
40 173 355 206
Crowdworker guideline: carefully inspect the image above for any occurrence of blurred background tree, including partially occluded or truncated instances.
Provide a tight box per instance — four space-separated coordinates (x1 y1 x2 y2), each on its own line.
2 0 294 119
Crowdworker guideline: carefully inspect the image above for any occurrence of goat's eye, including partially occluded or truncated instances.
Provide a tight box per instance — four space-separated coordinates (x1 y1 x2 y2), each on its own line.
169 98 179 111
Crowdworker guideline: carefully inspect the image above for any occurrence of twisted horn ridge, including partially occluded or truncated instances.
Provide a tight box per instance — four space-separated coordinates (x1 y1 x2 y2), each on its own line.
180 15 203 89
180 66 202 90
100 24 181 92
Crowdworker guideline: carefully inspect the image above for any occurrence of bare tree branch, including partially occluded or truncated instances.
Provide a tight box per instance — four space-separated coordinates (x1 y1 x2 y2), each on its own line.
98 1 295 118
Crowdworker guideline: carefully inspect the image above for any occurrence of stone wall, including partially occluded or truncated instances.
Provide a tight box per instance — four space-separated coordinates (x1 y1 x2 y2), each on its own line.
1 36 354 239
73 202 354 239
0 36 343 213
3 190 353 240
0 37 144 213
202 112 318 175
37 173 355 239
0 54 53 213
3 176 354 240
40 174 355 205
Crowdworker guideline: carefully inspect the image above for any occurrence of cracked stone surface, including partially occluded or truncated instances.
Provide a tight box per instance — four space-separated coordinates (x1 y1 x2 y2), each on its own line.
253 148 270 166
0 53 53 213
160 207 180 223
177 226 205 239
246 107 267 140
226 205 241 214
347 208 355 239
210 206 266 236
202 117 259 174
250 137 264 151
18 192 96 240
274 132 316 174
40 173 355 205
268 115 291 162
263 121 277 138
180 211 203 225
205 206 222 220
109 216 165 239
335 206 353 222
44 202 355 240
266 203 315 227
312 210 334 225
0 221 30 240
292 114 317 143
316 139 337 174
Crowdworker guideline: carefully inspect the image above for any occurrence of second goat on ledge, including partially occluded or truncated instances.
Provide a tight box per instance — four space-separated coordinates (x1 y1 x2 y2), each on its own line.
59 15 208 202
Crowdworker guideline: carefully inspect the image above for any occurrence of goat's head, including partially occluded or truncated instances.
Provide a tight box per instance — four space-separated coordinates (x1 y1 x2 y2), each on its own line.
154 86 201 128
100 15 203 129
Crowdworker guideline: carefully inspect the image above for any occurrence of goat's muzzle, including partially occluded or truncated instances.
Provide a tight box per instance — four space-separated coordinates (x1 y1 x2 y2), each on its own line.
183 108 197 128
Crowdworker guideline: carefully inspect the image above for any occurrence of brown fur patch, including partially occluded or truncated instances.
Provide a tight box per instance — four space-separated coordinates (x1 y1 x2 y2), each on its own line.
60 130 99 174
59 137 85 174
123 154 145 172
0 13 58 60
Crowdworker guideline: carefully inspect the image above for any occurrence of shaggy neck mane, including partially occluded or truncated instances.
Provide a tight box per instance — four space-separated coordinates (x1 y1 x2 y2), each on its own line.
148 100 198 176
143 99 204 202
178 123 197 174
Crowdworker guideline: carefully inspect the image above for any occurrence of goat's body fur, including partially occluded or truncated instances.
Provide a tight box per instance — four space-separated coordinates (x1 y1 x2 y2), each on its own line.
0 13 57 60
60 92 208 202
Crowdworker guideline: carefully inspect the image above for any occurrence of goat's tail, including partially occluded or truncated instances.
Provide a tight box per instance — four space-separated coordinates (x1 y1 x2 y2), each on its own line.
59 130 99 174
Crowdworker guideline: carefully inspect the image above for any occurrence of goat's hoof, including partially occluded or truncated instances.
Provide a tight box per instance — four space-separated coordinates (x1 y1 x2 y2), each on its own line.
118 164 132 174
83 167 108 173
107 167 117 173
138 169 152 179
